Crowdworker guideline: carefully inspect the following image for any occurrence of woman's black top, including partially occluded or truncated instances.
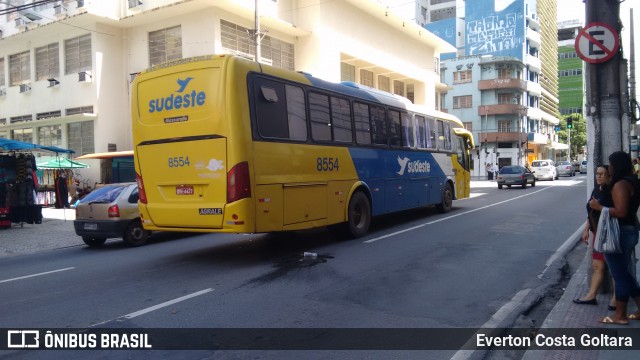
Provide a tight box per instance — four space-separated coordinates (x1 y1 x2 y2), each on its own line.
586 185 612 232
618 176 640 227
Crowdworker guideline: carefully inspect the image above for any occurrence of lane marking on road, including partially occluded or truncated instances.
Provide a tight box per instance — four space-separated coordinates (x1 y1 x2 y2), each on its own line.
90 288 214 327
0 267 75 284
363 187 551 244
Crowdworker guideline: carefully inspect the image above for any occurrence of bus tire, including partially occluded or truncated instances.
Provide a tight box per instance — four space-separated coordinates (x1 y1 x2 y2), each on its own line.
82 236 106 247
347 191 371 238
436 182 453 213
123 219 150 247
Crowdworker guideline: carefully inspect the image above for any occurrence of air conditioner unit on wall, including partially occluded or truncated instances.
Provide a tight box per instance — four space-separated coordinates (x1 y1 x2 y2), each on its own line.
78 71 92 82
54 4 66 16
15 18 28 28
19 83 31 93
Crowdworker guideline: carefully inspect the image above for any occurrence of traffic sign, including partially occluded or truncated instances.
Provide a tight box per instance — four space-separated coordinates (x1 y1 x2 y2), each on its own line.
575 22 619 64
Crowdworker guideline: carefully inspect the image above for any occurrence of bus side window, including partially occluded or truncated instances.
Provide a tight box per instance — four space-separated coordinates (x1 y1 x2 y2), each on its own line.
402 112 414 148
443 122 452 150
256 79 289 139
331 96 352 143
427 117 437 149
370 105 387 146
436 120 446 150
309 92 331 141
354 102 371 145
285 85 307 141
388 110 402 147
415 115 426 149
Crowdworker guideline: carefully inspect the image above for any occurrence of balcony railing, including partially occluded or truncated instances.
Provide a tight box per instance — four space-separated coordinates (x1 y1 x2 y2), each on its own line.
478 78 527 91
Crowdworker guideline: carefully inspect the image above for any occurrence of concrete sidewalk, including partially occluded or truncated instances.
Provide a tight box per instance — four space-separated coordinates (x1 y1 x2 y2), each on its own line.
522 242 640 360
0 207 80 258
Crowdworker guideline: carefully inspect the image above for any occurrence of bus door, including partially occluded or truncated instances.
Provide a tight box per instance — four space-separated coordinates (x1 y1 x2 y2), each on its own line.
453 129 473 199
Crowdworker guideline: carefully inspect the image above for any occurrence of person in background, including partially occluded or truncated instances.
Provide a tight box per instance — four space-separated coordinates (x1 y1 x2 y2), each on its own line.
573 165 616 309
589 151 640 325
487 163 493 181
493 163 499 179
633 158 640 179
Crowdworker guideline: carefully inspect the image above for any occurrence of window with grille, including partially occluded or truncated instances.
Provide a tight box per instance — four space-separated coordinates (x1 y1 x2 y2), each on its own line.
407 84 414 103
498 120 512 132
36 43 60 81
341 63 355 82
220 20 294 71
0 58 4 87
360 69 373 87
9 51 30 86
463 122 473 132
453 95 472 109
38 125 62 147
498 68 511 79
64 34 91 74
148 26 182 66
453 70 472 84
67 121 94 155
10 115 32 123
11 128 33 143
378 75 390 92
66 106 94 115
498 93 516 104
37 111 62 120
393 80 404 96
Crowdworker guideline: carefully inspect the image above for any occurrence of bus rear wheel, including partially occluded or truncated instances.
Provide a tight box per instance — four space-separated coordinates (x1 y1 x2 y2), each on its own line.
436 182 453 213
347 191 371 238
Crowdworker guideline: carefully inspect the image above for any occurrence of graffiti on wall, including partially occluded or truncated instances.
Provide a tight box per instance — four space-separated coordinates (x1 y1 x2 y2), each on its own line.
465 0 524 59
466 13 520 55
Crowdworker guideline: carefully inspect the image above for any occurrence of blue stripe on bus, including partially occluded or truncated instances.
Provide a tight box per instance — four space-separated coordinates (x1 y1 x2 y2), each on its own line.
348 147 447 216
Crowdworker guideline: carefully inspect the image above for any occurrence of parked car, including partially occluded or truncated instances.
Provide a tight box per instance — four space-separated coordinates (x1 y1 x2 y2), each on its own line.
74 182 149 247
580 160 588 174
497 165 536 189
556 160 575 177
531 159 558 180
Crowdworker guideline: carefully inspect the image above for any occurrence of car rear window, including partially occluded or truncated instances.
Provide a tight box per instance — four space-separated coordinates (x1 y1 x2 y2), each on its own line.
79 185 126 204
532 161 548 167
582 161 588 165
559 161 570 165
499 166 521 174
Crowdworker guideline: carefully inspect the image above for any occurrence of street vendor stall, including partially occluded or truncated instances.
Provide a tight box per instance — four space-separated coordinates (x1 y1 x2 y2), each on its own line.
0 138 74 228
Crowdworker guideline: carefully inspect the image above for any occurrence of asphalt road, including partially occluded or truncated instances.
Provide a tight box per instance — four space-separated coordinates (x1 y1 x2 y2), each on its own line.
0 175 588 359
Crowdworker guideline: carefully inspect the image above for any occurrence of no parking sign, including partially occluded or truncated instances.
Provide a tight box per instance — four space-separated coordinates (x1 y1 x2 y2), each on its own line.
575 22 620 64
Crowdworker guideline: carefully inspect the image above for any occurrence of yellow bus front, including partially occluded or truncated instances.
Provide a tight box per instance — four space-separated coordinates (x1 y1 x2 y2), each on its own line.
132 56 256 233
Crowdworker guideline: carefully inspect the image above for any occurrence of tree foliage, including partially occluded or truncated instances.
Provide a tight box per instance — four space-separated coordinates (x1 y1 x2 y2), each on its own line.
557 113 586 160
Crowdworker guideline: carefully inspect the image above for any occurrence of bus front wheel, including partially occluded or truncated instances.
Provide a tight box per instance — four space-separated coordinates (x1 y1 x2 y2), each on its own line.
347 191 371 238
436 182 453 213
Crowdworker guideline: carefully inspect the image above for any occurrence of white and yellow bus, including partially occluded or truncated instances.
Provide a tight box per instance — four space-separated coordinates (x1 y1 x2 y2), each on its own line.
132 55 473 238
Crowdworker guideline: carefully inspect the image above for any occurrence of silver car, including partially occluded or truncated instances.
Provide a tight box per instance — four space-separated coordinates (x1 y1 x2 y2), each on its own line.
580 160 588 174
73 182 150 247
556 160 575 177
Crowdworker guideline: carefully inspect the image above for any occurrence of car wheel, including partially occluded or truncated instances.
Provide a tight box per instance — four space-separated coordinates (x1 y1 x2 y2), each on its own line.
522 181 527 188
123 219 149 247
82 236 106 247
347 191 371 238
498 184 503 189
436 182 453 213
531 179 536 187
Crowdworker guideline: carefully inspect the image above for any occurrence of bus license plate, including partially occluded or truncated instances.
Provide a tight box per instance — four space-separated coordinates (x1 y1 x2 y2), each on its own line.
176 185 194 195
84 223 98 230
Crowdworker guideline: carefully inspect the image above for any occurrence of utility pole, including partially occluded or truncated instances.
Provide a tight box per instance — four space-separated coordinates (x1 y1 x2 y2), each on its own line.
254 0 261 63
583 0 623 187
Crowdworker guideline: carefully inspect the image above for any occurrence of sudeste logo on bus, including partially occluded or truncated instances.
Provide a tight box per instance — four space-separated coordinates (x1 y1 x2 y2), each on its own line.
148 77 206 113
396 156 430 176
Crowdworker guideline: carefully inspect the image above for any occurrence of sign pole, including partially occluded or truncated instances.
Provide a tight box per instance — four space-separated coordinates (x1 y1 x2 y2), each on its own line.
582 0 623 193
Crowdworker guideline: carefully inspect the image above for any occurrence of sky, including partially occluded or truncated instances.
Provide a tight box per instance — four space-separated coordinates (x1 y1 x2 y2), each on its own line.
558 0 639 98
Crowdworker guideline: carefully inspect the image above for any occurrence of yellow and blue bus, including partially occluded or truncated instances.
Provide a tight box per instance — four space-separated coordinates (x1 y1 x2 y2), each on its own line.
132 55 473 238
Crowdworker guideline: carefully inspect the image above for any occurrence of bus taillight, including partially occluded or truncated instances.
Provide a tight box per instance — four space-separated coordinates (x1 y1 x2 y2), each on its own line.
227 162 251 203
136 173 148 204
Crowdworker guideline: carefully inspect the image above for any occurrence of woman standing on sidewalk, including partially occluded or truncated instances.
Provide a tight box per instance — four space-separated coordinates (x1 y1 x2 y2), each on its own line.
589 151 640 324
573 165 616 309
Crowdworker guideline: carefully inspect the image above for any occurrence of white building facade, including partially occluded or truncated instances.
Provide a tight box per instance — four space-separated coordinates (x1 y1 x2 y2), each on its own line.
0 0 454 182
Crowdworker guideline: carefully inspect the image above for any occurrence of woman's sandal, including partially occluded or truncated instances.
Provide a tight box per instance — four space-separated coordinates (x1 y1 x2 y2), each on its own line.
599 316 629 325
